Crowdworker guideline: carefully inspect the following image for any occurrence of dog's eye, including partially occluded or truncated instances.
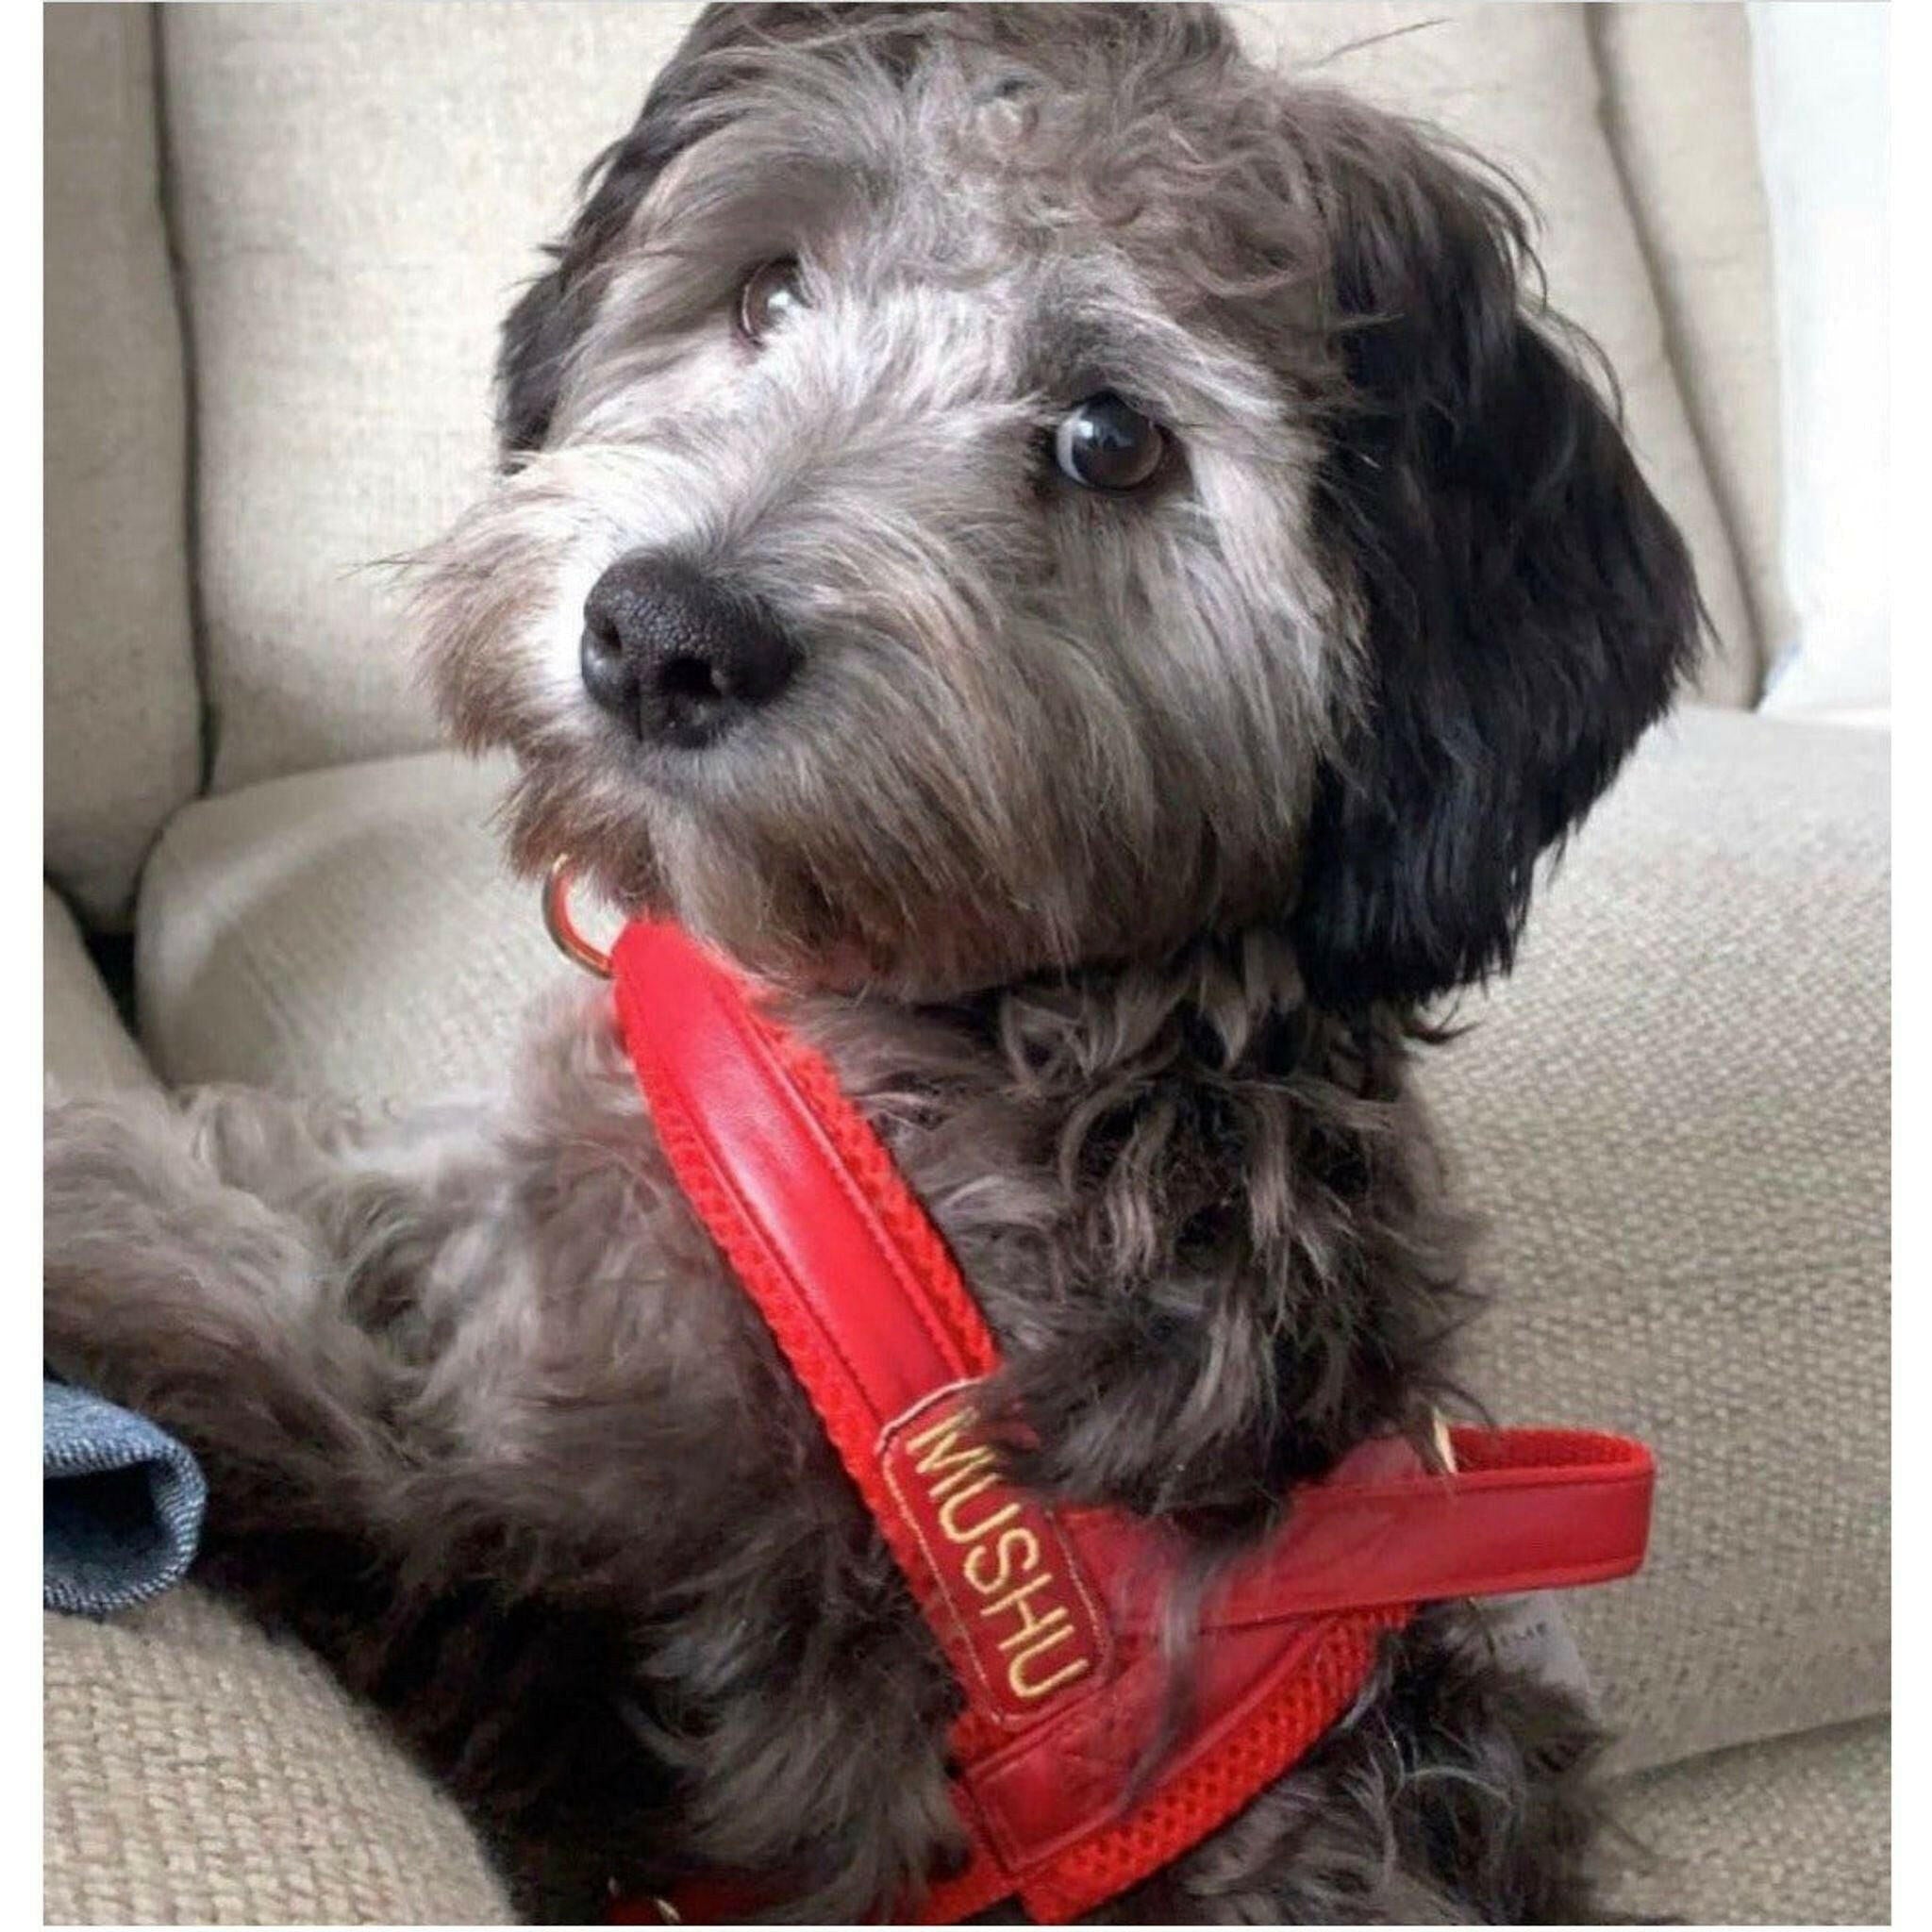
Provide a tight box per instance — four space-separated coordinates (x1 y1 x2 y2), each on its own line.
738 259 808 345
1053 393 1167 492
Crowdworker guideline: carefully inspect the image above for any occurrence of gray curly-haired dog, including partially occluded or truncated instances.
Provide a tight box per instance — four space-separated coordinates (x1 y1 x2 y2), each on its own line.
45 5 1699 1922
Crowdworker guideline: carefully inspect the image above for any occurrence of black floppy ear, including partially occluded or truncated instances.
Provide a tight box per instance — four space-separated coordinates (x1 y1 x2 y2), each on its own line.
494 131 661 454
496 3 875 455
498 4 725 455
1288 105 1703 1014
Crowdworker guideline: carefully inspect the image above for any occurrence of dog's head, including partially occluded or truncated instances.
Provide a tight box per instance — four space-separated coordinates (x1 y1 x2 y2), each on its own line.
415 2 1699 1008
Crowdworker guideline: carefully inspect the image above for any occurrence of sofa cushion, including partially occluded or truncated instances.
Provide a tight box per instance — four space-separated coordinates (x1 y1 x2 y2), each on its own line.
1610 1718 1889 1924
136 752 573 1105
45 887 157 1097
44 1587 513 1924
1592 2 1783 685
44 4 203 927
159 1 1757 797
40 1622 1888 1927
134 709 1888 1775
1432 707 1890 1771
158 1 694 795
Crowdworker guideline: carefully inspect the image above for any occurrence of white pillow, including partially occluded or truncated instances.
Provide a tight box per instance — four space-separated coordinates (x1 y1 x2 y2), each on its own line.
1748 2 1889 723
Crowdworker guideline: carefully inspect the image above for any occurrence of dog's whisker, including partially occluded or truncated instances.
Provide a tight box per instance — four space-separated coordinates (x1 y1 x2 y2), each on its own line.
1300 16 1454 73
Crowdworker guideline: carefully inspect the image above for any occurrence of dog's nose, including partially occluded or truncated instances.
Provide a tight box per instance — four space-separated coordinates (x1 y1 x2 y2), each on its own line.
581 555 797 748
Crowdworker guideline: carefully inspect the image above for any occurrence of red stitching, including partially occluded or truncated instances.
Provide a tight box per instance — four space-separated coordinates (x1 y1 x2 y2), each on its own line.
610 926 1654 1928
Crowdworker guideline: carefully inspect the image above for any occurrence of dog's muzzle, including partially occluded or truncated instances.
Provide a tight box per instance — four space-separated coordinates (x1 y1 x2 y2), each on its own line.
581 553 798 749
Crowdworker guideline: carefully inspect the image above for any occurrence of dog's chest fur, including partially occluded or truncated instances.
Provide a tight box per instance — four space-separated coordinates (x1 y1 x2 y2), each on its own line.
294 938 1477 1919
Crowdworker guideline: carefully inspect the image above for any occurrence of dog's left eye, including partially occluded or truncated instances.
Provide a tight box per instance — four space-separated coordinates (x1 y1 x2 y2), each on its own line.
738 259 808 345
1053 393 1167 492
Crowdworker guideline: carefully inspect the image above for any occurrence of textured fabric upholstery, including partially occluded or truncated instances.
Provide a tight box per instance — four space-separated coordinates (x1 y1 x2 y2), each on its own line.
48 7 1877 1917
1239 2 1760 708
38 1591 1890 1926
136 752 575 1103
132 709 1890 1779
158 2 695 793
1433 707 1890 1771
44 888 156 1097
46 886 513 1924
44 5 202 926
44 904 513 1927
43 1588 513 1925
1592 1 1784 677
158 1 1757 796
1609 1718 1890 1925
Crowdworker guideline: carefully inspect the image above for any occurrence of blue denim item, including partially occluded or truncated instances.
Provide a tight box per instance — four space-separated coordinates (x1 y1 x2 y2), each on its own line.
44 1377 207 1615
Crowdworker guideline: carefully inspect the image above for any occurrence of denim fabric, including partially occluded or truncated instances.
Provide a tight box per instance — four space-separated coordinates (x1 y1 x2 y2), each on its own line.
44 1377 207 1615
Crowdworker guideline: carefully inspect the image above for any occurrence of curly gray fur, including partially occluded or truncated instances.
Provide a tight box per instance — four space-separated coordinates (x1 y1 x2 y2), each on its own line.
46 6 1697 1922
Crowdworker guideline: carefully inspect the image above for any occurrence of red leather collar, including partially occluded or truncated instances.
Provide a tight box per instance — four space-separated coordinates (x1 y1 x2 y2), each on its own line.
608 920 1654 1924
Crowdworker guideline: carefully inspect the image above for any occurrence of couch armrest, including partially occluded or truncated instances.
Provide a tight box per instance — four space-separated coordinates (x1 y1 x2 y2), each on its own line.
44 1590 513 1924
1424 706 1889 1772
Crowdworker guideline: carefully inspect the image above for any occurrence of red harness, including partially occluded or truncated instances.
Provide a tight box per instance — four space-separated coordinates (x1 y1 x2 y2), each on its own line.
605 919 1654 1924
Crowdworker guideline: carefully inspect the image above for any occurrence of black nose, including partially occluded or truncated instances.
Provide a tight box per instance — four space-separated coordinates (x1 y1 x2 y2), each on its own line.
580 555 798 748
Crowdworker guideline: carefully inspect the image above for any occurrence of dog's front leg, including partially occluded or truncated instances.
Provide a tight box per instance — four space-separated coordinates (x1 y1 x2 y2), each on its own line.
42 1038 770 1607
42 1070 734 1918
43 1083 459 1545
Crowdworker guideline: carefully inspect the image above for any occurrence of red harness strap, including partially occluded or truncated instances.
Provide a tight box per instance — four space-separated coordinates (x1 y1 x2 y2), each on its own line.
609 920 1654 1924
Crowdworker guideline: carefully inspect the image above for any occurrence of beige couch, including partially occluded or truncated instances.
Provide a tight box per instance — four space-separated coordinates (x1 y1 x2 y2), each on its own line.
43 4 1888 1923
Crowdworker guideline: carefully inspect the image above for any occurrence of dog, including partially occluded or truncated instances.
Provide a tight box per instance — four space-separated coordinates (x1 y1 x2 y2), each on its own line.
44 5 1700 1921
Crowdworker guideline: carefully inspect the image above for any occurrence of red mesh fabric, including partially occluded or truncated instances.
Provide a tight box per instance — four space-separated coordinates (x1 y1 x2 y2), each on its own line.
1017 1609 1405 1923
615 940 997 1612
1448 1424 1633 1472
609 926 1647 1927
616 930 1396 1925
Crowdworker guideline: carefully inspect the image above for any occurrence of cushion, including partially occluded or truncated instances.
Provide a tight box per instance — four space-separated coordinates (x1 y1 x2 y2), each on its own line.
1748 2 1890 721
38 1625 1888 1926
44 1587 513 1924
1609 1718 1889 1925
1592 2 1783 691
1434 706 1890 1771
44 4 202 927
41 1592 1886 1926
1241 3 1759 707
159 1 1757 796
136 751 575 1105
44 887 156 1096
134 709 1889 1776
158 2 696 795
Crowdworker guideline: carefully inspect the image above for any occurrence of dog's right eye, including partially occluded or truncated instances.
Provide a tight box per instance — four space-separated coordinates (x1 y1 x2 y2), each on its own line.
1053 393 1168 492
738 259 808 346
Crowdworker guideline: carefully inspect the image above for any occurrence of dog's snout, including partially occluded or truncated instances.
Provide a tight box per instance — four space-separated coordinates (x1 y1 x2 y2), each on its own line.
581 555 797 748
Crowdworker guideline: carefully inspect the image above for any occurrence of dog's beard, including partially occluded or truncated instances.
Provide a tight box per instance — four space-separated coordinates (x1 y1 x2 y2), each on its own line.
499 747 1091 998
431 567 1321 1000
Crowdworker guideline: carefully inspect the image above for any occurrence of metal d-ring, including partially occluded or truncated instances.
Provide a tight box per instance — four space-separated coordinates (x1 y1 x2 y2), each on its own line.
542 856 613 979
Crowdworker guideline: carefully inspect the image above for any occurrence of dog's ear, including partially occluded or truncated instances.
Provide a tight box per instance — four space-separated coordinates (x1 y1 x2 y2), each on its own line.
496 4 892 455
1287 104 1703 1013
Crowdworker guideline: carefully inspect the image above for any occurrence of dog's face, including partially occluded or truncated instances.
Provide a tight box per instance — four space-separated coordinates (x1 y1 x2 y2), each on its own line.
415 3 1699 1006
